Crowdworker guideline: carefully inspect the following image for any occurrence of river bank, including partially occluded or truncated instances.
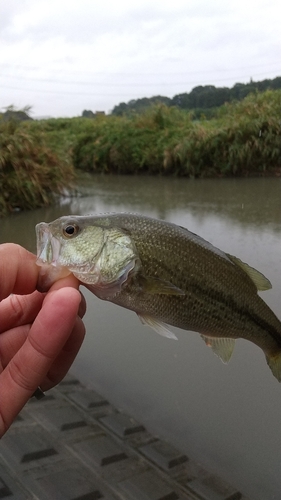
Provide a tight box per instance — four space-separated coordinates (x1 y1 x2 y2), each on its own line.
1 89 280 216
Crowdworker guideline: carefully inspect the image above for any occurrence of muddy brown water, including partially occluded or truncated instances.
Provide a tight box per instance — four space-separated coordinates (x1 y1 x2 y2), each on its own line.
1 175 281 499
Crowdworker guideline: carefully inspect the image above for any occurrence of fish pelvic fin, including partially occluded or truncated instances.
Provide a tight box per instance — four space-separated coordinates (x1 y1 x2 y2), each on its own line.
266 352 281 382
138 314 178 340
201 335 235 364
227 254 272 291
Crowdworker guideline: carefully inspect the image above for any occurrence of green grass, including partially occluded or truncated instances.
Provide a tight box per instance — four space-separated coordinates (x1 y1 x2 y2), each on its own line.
0 121 75 216
1 89 280 215
45 89 281 178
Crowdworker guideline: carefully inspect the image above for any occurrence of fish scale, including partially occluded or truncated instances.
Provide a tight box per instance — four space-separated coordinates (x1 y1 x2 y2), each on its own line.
36 213 281 382
107 216 275 334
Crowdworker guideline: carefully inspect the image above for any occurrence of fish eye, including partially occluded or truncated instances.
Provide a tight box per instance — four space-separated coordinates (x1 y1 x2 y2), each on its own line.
63 223 79 238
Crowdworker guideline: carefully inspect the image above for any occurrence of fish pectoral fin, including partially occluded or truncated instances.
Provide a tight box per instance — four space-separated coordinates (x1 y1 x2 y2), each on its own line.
138 314 178 340
266 352 281 382
140 275 185 296
227 254 272 291
201 335 235 364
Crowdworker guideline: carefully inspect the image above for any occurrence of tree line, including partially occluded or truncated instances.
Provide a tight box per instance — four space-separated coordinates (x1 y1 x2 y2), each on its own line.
111 76 281 116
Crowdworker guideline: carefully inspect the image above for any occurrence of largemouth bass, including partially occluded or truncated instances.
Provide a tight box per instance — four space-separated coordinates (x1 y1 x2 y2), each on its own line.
36 213 281 382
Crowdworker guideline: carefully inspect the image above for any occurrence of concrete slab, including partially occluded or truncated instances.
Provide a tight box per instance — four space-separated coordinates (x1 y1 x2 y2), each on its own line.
118 470 181 500
0 426 58 467
99 412 145 437
68 389 109 410
139 440 188 471
0 375 247 500
186 476 242 500
69 434 128 467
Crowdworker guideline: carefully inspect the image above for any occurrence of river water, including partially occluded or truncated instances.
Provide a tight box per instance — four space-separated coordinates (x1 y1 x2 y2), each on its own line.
1 175 281 499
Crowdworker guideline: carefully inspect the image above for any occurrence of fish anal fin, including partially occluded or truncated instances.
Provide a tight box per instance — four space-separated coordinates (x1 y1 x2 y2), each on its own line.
138 314 178 340
227 254 272 291
201 335 235 364
140 276 185 296
266 352 281 382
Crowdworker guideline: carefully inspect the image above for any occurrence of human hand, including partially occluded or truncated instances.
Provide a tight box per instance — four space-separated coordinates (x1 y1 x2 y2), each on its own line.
0 243 86 437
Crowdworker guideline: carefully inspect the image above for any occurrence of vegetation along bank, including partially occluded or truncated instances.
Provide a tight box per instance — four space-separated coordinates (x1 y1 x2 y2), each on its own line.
0 89 281 216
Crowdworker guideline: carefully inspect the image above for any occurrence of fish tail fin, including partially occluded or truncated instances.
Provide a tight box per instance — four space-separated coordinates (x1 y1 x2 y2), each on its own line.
266 352 281 382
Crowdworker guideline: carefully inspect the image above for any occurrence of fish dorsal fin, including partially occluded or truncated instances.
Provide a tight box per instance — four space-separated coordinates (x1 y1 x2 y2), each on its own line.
138 314 178 340
201 335 235 364
226 254 272 291
139 276 185 296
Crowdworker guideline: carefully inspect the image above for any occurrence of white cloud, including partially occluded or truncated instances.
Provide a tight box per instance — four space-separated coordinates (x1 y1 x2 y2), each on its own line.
0 0 280 116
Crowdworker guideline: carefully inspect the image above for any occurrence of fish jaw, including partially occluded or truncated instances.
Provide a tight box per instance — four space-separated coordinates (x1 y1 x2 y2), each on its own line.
36 222 71 291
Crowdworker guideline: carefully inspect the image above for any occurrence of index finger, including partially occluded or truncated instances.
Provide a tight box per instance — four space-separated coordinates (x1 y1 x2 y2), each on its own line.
0 287 82 436
0 244 39 301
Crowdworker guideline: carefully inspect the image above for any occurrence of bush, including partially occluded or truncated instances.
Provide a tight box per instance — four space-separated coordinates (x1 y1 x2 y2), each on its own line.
2 89 279 204
0 121 75 216
71 92 281 177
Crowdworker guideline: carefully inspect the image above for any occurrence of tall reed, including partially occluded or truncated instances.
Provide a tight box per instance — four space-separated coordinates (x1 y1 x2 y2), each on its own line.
1 90 280 217
0 121 74 216
71 90 281 177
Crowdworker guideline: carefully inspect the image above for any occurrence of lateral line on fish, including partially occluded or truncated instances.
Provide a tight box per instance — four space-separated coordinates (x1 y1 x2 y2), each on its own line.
186 282 281 348
248 311 281 349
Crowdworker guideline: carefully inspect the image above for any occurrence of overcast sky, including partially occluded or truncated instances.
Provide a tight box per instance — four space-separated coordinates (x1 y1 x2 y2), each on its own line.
1 0 280 117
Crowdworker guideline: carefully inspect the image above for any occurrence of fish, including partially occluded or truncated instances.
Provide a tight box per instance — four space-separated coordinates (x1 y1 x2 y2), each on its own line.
35 213 281 382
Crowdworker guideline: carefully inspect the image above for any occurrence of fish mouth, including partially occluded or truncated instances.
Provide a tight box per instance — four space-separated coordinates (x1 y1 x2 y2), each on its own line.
35 222 71 291
36 222 61 265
